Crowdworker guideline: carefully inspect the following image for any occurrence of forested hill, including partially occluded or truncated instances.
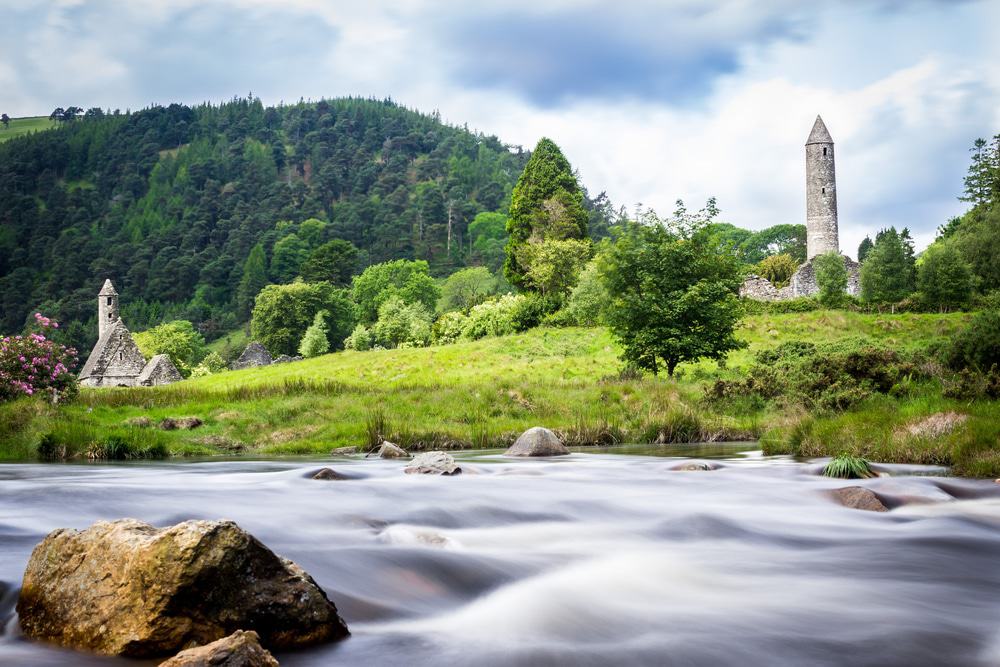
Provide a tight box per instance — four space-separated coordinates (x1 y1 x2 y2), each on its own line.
1 97 601 351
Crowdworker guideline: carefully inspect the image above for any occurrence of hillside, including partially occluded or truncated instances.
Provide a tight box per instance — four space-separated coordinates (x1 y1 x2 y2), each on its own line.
7 311 997 477
0 97 609 353
0 117 57 144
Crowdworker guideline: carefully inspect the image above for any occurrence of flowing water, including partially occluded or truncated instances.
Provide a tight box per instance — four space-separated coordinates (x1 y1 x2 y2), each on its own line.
2 446 1000 666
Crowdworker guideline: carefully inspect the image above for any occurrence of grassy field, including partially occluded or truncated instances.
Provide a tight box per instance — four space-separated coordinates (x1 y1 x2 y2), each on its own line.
0 117 57 143
2 310 997 476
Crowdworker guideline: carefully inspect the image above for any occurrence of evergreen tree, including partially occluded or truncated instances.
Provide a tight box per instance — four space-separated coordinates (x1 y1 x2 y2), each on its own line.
236 243 268 319
857 236 874 263
917 242 975 311
298 310 330 357
961 138 993 208
505 138 589 289
860 228 916 303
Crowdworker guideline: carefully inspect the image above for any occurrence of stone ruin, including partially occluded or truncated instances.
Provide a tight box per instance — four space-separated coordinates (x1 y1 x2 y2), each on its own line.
230 342 273 370
79 280 182 388
741 116 862 301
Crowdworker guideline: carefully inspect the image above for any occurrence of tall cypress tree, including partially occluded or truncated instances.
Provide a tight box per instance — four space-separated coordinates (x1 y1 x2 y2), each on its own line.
504 138 589 289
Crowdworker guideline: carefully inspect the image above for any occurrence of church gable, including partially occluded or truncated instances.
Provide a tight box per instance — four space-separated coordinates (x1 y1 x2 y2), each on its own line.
80 319 146 385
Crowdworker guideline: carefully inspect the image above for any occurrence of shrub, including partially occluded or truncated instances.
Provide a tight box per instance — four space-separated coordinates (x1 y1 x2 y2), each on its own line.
463 294 527 340
558 259 609 326
298 310 331 358
133 320 206 378
814 252 848 307
432 311 469 345
344 324 375 351
438 267 496 313
189 351 227 378
756 253 798 289
942 309 1000 371
371 297 432 348
0 313 78 403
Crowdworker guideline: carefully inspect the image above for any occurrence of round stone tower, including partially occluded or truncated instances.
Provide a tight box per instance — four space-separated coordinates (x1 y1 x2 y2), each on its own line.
98 279 119 340
805 115 839 259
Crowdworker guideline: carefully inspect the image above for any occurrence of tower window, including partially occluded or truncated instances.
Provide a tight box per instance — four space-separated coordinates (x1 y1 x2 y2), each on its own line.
108 312 113 319
119 352 123 361
823 147 827 156
822 188 825 194
107 296 113 305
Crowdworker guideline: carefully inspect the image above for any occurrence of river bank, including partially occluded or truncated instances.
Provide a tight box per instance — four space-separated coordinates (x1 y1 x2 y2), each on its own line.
2 448 1000 666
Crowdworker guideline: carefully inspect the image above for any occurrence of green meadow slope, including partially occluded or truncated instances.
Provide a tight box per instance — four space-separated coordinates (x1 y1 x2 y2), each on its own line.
0 117 56 143
6 310 999 477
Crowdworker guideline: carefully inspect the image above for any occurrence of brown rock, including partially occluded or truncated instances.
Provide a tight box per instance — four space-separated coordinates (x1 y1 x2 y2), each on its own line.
311 467 349 481
830 486 888 512
16 519 348 657
504 427 569 457
404 451 462 475
159 630 278 667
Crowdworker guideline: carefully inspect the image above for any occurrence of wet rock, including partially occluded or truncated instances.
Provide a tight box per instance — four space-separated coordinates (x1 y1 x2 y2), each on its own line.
830 486 888 512
376 442 408 459
331 446 358 455
160 417 203 431
505 427 569 457
311 467 349 481
159 630 278 667
670 461 721 471
16 519 348 657
231 343 273 371
404 451 462 475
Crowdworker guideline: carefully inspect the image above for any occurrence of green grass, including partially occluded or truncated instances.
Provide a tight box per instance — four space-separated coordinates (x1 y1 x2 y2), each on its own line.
822 453 876 479
0 116 57 143
3 310 997 476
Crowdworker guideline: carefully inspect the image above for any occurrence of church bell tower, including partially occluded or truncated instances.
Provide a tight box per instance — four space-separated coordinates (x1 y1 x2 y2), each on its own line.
805 115 839 260
98 279 119 340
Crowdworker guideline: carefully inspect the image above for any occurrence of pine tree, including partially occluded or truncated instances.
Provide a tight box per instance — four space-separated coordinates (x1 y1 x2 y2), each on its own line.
857 236 874 263
860 228 916 303
505 138 589 289
236 243 268 318
961 138 992 208
298 310 330 357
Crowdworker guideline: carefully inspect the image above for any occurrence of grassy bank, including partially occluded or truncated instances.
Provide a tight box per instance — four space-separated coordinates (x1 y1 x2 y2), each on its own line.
0 117 57 143
3 311 997 476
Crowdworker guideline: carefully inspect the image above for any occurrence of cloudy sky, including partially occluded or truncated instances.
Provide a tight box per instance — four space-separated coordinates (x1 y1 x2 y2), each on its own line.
3 0 998 256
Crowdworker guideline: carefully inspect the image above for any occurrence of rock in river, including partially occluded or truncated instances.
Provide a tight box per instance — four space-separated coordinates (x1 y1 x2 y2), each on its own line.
504 427 569 457
830 486 888 512
311 467 349 480
376 441 408 459
405 451 462 475
16 519 349 657
159 630 278 667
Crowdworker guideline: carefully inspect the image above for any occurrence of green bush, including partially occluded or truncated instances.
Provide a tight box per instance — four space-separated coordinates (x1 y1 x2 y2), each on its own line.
432 311 469 345
942 309 1000 371
344 324 375 351
558 260 609 326
371 297 432 348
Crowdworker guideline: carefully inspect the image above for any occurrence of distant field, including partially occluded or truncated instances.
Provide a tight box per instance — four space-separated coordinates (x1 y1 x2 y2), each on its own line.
0 116 57 143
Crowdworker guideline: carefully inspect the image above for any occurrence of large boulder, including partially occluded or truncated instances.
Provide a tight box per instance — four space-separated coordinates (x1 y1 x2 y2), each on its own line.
159 630 278 667
16 519 348 657
504 427 569 457
231 343 273 370
830 486 888 512
404 451 462 475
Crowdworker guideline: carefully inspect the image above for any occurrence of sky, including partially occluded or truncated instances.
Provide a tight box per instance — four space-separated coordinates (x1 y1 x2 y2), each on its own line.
2 0 998 256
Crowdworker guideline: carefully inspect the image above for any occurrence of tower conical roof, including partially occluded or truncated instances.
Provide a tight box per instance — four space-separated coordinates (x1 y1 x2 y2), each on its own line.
806 115 833 145
99 279 118 296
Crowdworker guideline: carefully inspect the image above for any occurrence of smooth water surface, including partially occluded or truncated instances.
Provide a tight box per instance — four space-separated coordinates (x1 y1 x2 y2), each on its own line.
2 446 1000 666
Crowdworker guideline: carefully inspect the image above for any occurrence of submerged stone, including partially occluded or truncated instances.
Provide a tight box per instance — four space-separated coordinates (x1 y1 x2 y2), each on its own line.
830 486 888 512
311 467 349 480
16 519 349 657
505 427 569 457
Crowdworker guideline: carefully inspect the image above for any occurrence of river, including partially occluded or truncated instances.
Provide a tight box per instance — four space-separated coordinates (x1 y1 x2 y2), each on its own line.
2 446 1000 666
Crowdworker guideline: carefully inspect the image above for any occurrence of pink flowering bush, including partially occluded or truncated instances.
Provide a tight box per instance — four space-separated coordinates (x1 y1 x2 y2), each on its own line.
0 313 79 403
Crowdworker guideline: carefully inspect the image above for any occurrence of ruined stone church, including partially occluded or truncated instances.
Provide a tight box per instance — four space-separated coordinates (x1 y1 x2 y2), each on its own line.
740 116 861 300
79 280 182 387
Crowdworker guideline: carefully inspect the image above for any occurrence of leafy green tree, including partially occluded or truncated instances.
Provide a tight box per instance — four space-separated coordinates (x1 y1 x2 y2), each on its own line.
371 297 432 348
943 308 1000 371
813 252 848 308
439 267 496 312
948 204 1000 291
301 239 358 286
351 259 440 323
236 243 269 318
469 212 508 271
298 310 331 357
601 221 745 376
270 233 309 283
190 351 227 377
518 238 593 300
505 138 588 289
738 224 807 264
1 114 9 130
250 282 355 356
297 218 328 247
860 228 915 303
917 242 975 311
133 320 206 378
756 254 798 289
858 236 874 263
561 259 610 326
